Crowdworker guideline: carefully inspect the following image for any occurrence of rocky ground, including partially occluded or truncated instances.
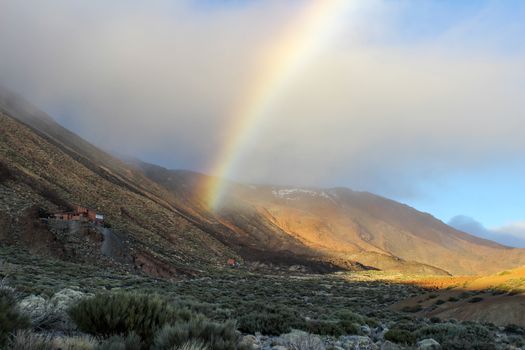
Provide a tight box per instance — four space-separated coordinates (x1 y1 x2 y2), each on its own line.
242 330 448 350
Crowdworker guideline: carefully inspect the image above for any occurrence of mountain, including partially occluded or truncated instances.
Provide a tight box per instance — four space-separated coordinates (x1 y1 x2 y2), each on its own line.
136 163 525 275
0 87 239 277
2 87 525 276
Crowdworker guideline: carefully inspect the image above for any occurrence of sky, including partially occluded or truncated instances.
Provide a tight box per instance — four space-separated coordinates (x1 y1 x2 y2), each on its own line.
0 0 524 245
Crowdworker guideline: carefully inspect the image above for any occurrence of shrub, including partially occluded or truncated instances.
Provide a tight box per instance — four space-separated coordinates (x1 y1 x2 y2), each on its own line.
96 333 142 350
430 317 441 323
172 300 219 319
391 320 419 332
69 293 193 344
7 330 51 350
280 331 324 350
415 323 493 350
336 319 361 335
0 288 31 347
7 330 97 350
305 320 344 336
435 299 446 305
468 297 484 303
507 335 525 348
401 305 422 313
19 292 75 331
51 335 98 350
0 161 13 182
176 340 209 350
504 324 524 335
334 310 363 324
236 303 301 335
459 291 473 299
152 317 247 350
384 329 416 344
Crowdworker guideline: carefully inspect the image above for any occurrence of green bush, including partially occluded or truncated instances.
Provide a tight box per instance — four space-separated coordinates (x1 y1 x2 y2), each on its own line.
152 317 247 350
305 310 369 336
305 320 344 336
0 288 31 347
236 303 302 335
429 316 441 323
335 310 364 324
415 323 493 350
384 329 416 344
391 320 419 332
69 293 193 344
504 324 524 335
7 330 97 350
336 319 361 335
96 333 142 350
7 330 51 350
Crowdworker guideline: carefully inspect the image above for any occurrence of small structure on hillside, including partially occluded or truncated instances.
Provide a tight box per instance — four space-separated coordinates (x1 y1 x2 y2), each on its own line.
227 258 240 268
52 205 104 225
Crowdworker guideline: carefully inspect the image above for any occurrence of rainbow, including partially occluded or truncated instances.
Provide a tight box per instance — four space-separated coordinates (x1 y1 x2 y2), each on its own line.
205 0 353 210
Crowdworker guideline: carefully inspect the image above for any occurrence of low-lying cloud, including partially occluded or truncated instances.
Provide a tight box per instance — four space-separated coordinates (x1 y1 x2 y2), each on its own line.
449 216 525 248
0 0 524 199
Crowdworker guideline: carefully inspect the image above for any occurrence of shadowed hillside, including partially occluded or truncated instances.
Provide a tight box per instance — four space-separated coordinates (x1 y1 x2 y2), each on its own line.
0 88 239 276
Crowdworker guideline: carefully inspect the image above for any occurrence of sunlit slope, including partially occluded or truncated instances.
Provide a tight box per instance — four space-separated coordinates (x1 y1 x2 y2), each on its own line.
238 187 525 275
396 265 525 327
136 164 525 275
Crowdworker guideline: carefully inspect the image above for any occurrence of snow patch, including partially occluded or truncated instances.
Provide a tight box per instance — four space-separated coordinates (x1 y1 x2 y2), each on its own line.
272 188 333 201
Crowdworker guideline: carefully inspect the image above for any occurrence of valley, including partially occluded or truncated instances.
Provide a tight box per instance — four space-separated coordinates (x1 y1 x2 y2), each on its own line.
1 89 525 348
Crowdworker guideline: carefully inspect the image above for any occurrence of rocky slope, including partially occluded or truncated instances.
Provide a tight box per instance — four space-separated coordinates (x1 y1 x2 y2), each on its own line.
137 162 525 276
2 87 525 276
0 88 238 277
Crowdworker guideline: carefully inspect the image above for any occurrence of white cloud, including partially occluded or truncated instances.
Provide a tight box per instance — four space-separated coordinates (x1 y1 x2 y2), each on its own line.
0 0 524 198
494 222 525 239
449 216 525 248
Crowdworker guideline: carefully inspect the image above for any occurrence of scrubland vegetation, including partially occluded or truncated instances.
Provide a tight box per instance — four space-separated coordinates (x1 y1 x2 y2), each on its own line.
1 246 525 349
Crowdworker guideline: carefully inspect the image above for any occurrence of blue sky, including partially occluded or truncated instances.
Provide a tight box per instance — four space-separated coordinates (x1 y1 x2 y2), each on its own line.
402 163 525 228
0 0 524 244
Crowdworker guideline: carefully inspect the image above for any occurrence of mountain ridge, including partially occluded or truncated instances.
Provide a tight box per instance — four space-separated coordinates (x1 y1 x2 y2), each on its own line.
1 87 525 276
